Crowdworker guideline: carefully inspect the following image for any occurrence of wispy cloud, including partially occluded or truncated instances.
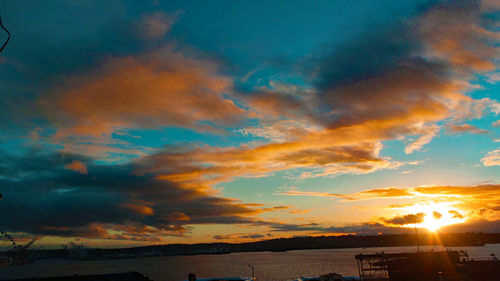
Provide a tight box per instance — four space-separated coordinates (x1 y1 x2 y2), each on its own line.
482 148 500 166
139 12 177 41
446 123 489 134
277 187 414 201
276 190 342 198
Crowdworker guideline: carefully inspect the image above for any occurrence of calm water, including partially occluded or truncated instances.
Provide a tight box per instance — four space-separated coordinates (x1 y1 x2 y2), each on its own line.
1 244 499 281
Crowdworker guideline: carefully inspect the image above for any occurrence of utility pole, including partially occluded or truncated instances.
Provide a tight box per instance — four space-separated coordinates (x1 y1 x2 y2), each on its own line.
414 221 420 253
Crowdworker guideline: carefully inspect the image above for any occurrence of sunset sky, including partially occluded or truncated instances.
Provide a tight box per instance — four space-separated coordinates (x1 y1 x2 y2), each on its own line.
1 0 500 247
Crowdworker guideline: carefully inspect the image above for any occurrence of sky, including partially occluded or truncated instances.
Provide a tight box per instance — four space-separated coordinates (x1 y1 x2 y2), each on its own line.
0 0 499 248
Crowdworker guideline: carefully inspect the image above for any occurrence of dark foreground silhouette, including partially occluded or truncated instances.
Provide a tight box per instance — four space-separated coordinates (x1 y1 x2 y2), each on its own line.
0 272 152 281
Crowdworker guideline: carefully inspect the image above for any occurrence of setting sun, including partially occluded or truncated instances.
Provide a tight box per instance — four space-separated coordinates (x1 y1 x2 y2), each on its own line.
403 204 466 232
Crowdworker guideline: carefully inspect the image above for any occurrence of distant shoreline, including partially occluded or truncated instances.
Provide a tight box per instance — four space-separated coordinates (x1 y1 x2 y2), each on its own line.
21 232 500 261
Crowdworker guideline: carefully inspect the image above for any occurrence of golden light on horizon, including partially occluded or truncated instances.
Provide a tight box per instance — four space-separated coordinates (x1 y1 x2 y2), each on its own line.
402 203 466 232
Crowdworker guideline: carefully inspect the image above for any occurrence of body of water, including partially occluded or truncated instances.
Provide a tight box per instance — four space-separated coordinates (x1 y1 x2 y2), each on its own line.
1 244 499 281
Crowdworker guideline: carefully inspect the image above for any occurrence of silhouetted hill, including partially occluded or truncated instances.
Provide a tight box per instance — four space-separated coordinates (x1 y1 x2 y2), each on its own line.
31 232 500 260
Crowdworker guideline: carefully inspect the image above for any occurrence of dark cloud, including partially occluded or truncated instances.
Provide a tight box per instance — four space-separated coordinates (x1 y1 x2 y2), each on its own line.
383 213 426 226
1 1 158 79
0 151 262 239
213 233 266 240
213 234 231 240
441 220 500 233
267 222 416 235
239 234 265 239
308 22 422 91
0 150 89 179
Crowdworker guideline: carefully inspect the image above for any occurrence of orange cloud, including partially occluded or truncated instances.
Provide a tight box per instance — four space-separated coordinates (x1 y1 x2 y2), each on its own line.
133 73 491 189
388 185 500 223
123 203 155 216
72 223 191 242
346 188 414 201
446 123 489 134
277 187 413 201
137 132 401 192
482 148 500 166
419 3 500 73
43 46 245 139
279 184 500 225
162 212 190 222
433 211 443 219
64 160 88 174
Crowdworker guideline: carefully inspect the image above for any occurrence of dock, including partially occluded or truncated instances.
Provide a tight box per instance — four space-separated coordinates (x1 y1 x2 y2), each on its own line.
355 250 500 281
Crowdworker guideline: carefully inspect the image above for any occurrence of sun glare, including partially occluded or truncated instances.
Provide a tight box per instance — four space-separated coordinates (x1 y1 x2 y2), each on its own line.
403 204 465 232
